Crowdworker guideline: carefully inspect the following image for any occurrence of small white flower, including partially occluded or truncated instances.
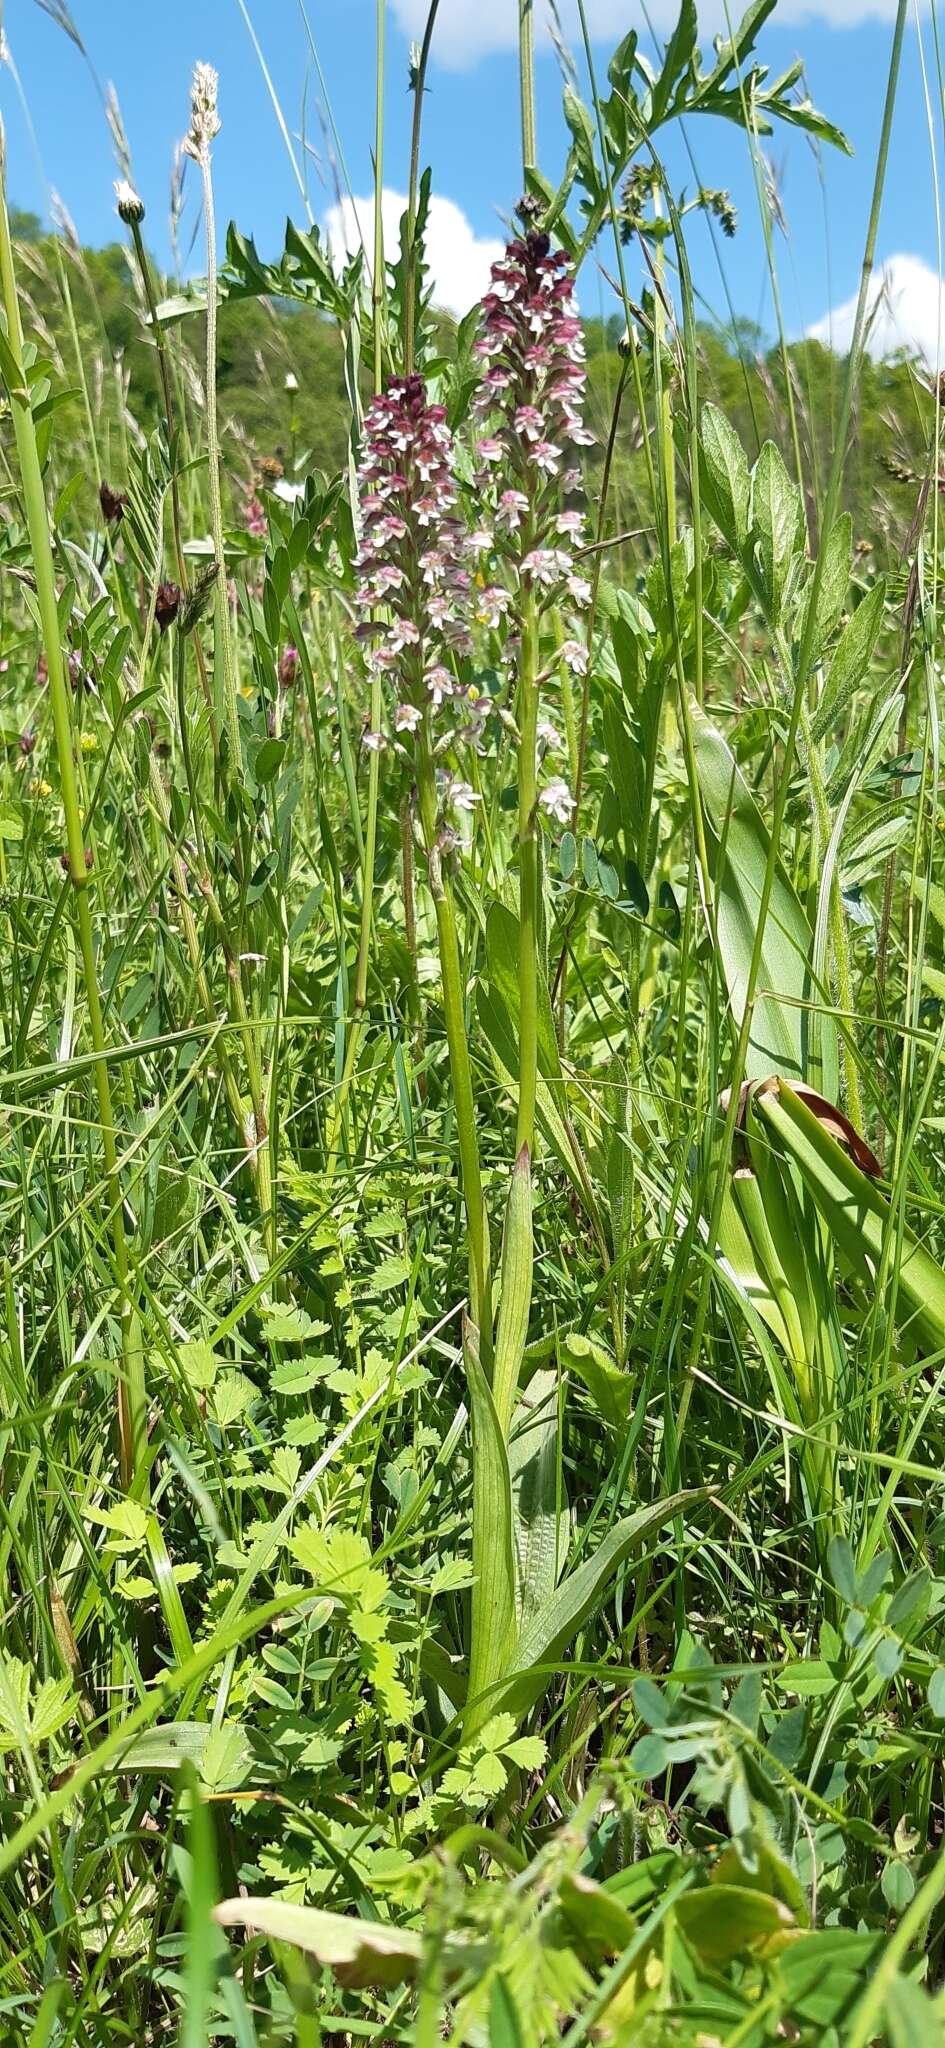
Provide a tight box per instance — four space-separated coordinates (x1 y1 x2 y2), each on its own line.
447 779 481 813
538 718 561 752
559 639 589 676
533 441 562 476
426 664 453 708
476 585 511 629
395 703 422 733
284 371 299 393
363 730 387 752
539 778 575 825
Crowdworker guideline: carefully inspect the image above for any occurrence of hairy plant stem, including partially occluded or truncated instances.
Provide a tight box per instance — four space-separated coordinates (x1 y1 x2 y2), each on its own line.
372 0 387 394
127 214 218 750
516 593 540 1155
518 0 537 174
0 149 146 1495
404 0 441 375
195 140 241 772
174 631 275 1255
416 743 491 1335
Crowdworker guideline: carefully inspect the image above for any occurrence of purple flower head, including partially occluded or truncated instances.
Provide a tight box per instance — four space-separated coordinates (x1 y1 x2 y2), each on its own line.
354 374 473 734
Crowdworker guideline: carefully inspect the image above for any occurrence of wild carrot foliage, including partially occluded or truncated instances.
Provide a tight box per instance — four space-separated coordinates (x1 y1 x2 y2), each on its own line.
3 2 945 2043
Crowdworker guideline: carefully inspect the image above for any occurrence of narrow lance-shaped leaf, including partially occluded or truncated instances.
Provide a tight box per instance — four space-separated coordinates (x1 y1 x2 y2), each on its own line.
754 1079 945 1355
510 1368 565 1630
464 1320 518 1738
493 1488 706 1727
492 1144 534 1438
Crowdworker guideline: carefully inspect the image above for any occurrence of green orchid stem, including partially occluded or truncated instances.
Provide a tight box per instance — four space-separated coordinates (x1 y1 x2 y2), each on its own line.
417 743 491 1337
516 592 540 1157
0 156 146 1496
324 673 382 1177
326 7 386 1171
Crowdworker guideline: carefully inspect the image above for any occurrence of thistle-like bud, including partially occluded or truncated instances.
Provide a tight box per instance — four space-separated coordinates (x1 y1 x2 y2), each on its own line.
178 563 218 635
114 178 145 226
184 62 221 161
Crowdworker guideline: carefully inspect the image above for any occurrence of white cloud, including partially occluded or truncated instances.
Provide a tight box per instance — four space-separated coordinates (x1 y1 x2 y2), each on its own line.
807 253 945 368
324 188 503 319
391 0 901 66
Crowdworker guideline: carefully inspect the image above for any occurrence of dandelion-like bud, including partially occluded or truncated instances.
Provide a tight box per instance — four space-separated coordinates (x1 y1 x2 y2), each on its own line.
354 373 473 732
114 178 145 226
184 61 220 161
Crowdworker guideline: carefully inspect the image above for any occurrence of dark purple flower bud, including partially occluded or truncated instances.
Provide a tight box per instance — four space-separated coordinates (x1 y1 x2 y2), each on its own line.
19 727 36 756
155 581 182 634
99 481 128 525
60 847 94 876
278 644 300 689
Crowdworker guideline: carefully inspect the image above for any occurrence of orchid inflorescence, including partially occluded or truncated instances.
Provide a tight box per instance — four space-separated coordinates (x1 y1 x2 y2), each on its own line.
352 218 592 827
353 373 475 750
472 219 593 623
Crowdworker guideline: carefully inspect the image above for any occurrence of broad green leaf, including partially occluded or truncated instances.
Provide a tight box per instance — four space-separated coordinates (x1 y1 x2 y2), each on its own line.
677 1884 796 1962
700 403 751 552
464 1323 517 1739
692 704 837 1095
559 1329 634 1431
810 578 886 743
799 511 852 660
558 1872 637 1959
214 1898 424 1986
749 439 803 621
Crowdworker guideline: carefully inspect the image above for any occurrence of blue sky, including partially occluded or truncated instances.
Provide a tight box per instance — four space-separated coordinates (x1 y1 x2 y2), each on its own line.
1 0 943 359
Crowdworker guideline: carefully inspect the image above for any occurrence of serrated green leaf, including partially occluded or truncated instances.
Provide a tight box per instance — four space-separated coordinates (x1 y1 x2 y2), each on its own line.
811 578 886 743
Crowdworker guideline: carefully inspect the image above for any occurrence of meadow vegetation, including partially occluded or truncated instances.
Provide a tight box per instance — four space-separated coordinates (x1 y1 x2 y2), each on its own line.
3 1 945 2041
